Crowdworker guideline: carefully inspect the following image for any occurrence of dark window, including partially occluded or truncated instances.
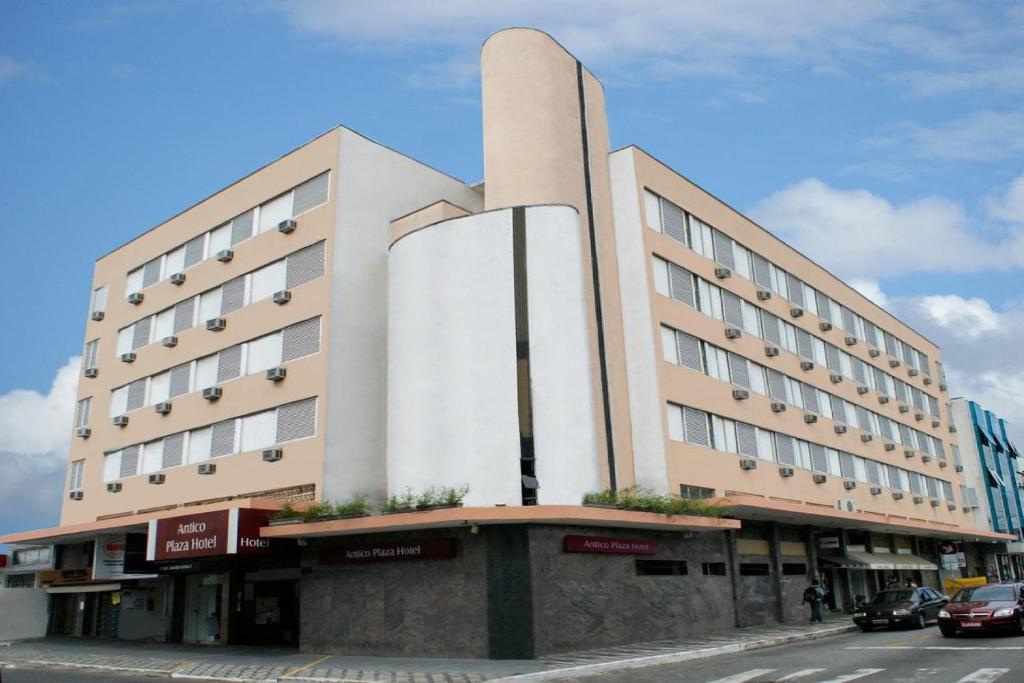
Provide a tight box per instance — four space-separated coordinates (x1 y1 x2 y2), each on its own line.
739 563 771 576
5 574 35 588
782 563 807 575
702 562 727 576
637 560 688 576
680 484 714 500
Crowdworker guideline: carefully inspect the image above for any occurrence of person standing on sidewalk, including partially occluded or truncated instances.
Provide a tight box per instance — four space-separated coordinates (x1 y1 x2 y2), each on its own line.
803 579 826 623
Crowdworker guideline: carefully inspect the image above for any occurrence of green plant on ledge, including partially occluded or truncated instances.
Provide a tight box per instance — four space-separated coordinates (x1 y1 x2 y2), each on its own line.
272 502 300 520
384 485 470 512
582 487 727 518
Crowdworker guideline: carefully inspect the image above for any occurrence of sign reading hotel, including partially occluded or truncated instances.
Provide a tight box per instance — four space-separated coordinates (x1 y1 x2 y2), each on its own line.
563 535 658 555
319 539 457 564
147 508 272 561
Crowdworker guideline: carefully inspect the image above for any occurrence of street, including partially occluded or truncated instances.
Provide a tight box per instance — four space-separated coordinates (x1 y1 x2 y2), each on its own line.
560 626 1024 682
0 667 158 683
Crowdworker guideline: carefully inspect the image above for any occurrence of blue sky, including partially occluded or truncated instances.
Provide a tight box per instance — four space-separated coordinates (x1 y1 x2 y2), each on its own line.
1 1 1022 542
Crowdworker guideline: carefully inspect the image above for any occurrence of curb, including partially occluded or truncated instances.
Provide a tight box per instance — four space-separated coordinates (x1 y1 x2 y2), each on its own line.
492 625 858 682
0 658 176 678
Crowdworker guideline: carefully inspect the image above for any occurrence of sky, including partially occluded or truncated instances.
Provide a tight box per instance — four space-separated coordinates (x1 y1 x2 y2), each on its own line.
0 1 1022 544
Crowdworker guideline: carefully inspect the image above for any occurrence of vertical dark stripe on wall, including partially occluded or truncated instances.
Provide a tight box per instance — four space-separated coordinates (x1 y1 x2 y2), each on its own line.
576 60 617 491
486 525 535 659
513 207 537 505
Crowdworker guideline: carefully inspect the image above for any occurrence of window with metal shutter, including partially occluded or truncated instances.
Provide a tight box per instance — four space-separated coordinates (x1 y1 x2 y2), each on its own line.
142 259 161 288
230 209 254 245
786 274 804 307
184 235 205 268
736 422 758 457
775 434 796 465
281 317 321 362
210 420 237 457
865 459 881 484
661 200 687 244
126 379 147 411
722 290 743 327
796 329 813 360
752 253 772 288
168 364 191 398
276 397 317 443
675 331 703 372
767 369 787 401
815 292 832 321
727 353 750 388
840 306 856 333
810 444 828 472
220 277 246 315
162 433 185 468
286 241 325 289
217 345 242 383
801 383 819 413
840 452 855 479
852 358 867 384
668 263 696 307
120 445 140 478
712 230 734 269
131 316 151 350
292 172 329 215
173 298 195 333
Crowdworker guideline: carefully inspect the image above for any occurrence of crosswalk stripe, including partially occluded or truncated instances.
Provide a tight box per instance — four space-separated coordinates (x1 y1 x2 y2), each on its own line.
776 670 828 681
705 670 777 683
814 669 885 683
957 669 1011 683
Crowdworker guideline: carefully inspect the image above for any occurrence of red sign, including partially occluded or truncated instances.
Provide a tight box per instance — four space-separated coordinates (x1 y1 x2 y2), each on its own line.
319 539 457 564
148 509 272 561
564 535 659 555
0 554 6 568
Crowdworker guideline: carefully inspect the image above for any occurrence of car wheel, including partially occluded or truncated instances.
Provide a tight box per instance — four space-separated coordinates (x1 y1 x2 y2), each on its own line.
913 613 926 629
939 625 957 637
860 625 873 632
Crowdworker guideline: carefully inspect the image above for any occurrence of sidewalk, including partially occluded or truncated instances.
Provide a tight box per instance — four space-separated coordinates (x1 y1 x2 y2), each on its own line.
0 614 855 682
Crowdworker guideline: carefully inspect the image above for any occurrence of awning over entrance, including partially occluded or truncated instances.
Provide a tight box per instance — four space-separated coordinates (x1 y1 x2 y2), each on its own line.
46 583 121 594
818 550 937 571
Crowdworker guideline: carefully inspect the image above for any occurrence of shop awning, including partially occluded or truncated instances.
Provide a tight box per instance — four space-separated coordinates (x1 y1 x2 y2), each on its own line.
818 550 937 571
46 583 121 594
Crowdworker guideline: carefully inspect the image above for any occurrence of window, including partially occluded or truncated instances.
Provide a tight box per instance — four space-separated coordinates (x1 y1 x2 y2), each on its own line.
782 563 807 576
702 562 727 576
680 484 714 500
83 339 99 371
75 397 91 429
739 563 770 576
69 459 85 491
5 574 35 589
637 560 688 576
90 285 108 315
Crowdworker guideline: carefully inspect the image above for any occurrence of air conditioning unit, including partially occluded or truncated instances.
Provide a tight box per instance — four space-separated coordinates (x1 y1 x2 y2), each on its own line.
106 482 122 493
278 219 298 234
892 491 904 500
857 385 869 395
955 464 964 472
206 317 226 331
845 335 857 346
800 361 814 371
757 289 772 301
120 352 136 363
84 367 99 378
739 458 758 470
889 359 901 368
161 336 178 348
272 290 292 305
923 377 932 385
834 424 848 434
931 419 940 428
765 345 780 357
868 348 881 358
869 486 882 495
939 382 948 391
68 490 83 500
148 473 165 485
930 499 940 507
216 249 234 263
779 466 795 477
76 427 91 438
912 495 924 504
830 373 843 383
899 404 910 413
819 321 833 332
790 307 804 318
908 368 919 377
202 387 222 401
714 267 732 279
949 425 957 433
904 450 915 459
154 402 172 414
197 463 216 475
947 503 957 511
112 415 129 427
813 473 827 484
843 480 857 490
860 433 873 443
169 272 186 285
262 448 283 462
939 460 948 468
266 367 287 382
836 498 858 512
921 454 931 463
770 401 786 413
879 395 890 404
962 505 972 512
915 413 924 421
90 311 105 321
884 442 896 451
732 388 750 400
724 327 742 339
127 292 144 305
804 413 818 424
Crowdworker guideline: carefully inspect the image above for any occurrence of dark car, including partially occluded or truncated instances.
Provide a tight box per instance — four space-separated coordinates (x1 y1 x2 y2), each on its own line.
853 587 949 631
937 583 1024 637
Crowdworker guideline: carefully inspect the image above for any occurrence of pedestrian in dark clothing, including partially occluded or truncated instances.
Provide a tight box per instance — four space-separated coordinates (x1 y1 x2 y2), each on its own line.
803 580 825 623
885 575 901 589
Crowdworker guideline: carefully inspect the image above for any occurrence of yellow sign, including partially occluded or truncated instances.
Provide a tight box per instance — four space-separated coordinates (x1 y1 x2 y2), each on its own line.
944 576 987 595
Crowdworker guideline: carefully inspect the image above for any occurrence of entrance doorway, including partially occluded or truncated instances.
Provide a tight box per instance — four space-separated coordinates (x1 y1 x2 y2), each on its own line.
183 574 224 644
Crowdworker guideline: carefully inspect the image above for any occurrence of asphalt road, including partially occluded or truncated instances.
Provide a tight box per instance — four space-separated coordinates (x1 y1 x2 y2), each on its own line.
0 666 159 683
563 625 1024 683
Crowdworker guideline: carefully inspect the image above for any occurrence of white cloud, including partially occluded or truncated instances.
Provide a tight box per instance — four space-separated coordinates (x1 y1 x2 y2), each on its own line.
849 278 889 308
750 178 1024 278
987 173 1024 223
915 295 1004 339
0 55 49 86
903 110 1024 163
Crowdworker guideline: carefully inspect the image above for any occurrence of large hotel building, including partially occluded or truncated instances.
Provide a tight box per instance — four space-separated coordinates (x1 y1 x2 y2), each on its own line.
0 29 1014 657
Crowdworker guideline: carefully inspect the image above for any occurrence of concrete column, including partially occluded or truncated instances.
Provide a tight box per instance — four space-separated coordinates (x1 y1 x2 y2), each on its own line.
768 522 785 623
726 530 742 628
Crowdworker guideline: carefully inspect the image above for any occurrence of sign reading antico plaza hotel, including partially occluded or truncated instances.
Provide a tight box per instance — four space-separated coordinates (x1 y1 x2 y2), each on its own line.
146 509 271 562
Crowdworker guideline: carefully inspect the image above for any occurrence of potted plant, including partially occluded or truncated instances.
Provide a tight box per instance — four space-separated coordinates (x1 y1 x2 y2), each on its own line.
268 502 304 526
436 484 469 509
332 495 371 519
383 490 416 515
582 489 619 509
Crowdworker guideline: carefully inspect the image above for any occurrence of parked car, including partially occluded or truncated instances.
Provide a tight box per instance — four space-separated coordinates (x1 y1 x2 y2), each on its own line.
937 583 1024 637
853 588 949 631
